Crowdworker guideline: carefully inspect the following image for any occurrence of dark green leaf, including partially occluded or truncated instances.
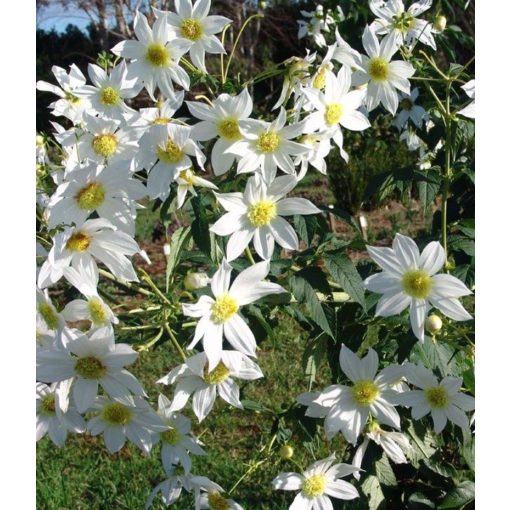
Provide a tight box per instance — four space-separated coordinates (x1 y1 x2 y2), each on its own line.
324 253 366 310
438 481 474 509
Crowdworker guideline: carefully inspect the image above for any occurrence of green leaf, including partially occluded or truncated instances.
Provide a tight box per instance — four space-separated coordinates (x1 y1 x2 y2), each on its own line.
411 336 458 377
165 227 192 292
449 235 475 256
438 481 474 509
416 169 442 208
293 214 318 246
191 196 211 257
375 453 397 486
361 475 385 510
302 334 328 384
289 271 334 338
406 420 438 468
408 492 436 509
324 253 366 311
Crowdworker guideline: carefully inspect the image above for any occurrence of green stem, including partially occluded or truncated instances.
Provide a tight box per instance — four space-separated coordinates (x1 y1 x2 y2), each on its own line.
244 247 256 265
441 82 453 267
139 268 173 307
163 323 188 362
98 269 153 297
224 14 264 82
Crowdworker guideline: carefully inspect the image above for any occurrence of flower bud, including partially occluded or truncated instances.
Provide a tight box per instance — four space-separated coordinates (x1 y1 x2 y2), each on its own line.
36 134 45 147
433 15 447 33
425 314 443 334
184 272 210 291
279 445 294 460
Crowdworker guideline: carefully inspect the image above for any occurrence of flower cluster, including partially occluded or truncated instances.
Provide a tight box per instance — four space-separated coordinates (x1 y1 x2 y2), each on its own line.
36 1 474 508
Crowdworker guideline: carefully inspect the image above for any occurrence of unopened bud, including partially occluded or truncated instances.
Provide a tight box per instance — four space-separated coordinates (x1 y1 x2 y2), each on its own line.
433 15 447 33
36 134 45 147
425 314 443 334
184 272 210 290
279 445 294 459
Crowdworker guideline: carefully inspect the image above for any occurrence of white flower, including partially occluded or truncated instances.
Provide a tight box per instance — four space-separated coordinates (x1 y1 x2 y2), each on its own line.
175 168 217 209
352 421 411 479
159 0 231 73
227 108 311 183
61 259 118 330
332 29 363 69
138 123 206 201
38 218 142 288
76 61 143 121
364 233 472 341
36 328 145 413
297 5 335 48
112 12 192 100
394 88 427 130
36 287 66 337
72 114 141 166
36 382 86 446
158 350 263 422
145 471 216 509
210 174 320 261
36 64 90 122
369 0 436 50
187 89 253 175
352 26 415 115
88 395 166 454
46 161 146 235
272 453 360 509
181 260 286 369
299 345 404 444
294 134 332 180
154 394 206 475
197 485 244 509
184 271 211 290
457 80 475 119
398 364 475 433
303 66 370 162
138 91 186 127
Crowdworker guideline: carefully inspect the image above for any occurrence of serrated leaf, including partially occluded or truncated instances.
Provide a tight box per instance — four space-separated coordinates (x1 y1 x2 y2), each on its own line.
406 420 438 468
324 253 366 310
411 336 458 377
165 226 192 292
289 272 334 338
302 334 328 384
294 214 318 246
361 475 385 510
408 492 436 508
438 481 474 509
375 453 397 486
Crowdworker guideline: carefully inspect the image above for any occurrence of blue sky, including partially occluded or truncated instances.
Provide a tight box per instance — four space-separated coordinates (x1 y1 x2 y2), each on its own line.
37 4 91 33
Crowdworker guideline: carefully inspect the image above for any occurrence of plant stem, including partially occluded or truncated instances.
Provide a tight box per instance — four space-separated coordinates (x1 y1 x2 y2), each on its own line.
139 268 173 307
441 82 453 267
98 269 153 297
244 247 256 265
224 14 264 82
163 322 188 362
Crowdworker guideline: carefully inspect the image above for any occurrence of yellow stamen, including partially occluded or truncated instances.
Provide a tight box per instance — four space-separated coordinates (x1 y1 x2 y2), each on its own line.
92 133 118 157
368 57 390 82
157 139 184 164
101 402 133 425
401 270 432 299
208 492 230 510
302 474 327 497
210 295 238 324
74 356 107 379
425 386 449 409
145 43 170 67
217 118 242 141
41 394 56 416
161 427 181 445
66 231 92 252
38 303 59 330
180 18 203 41
100 86 120 106
256 131 281 153
75 182 106 210
247 200 277 227
178 169 196 186
88 298 108 325
351 380 380 406
203 362 231 385
325 103 343 126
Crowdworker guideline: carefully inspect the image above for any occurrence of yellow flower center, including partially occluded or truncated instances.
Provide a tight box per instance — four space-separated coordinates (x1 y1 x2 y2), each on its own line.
157 138 185 164
180 18 204 41
75 182 106 210
38 303 59 330
178 168 196 186
203 361 231 385
92 133 118 157
161 427 181 445
74 356 107 379
88 298 108 325
101 402 133 425
302 474 327 497
151 117 171 125
247 200 277 227
145 43 170 67
64 91 81 104
99 86 120 106
66 231 92 252
368 57 390 82
217 118 242 141
325 103 343 126
401 270 432 299
313 68 328 89
425 386 449 409
210 294 238 324
298 134 319 146
256 131 281 153
41 394 56 416
368 421 382 434
208 492 230 510
351 380 380 406
392 12 416 32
